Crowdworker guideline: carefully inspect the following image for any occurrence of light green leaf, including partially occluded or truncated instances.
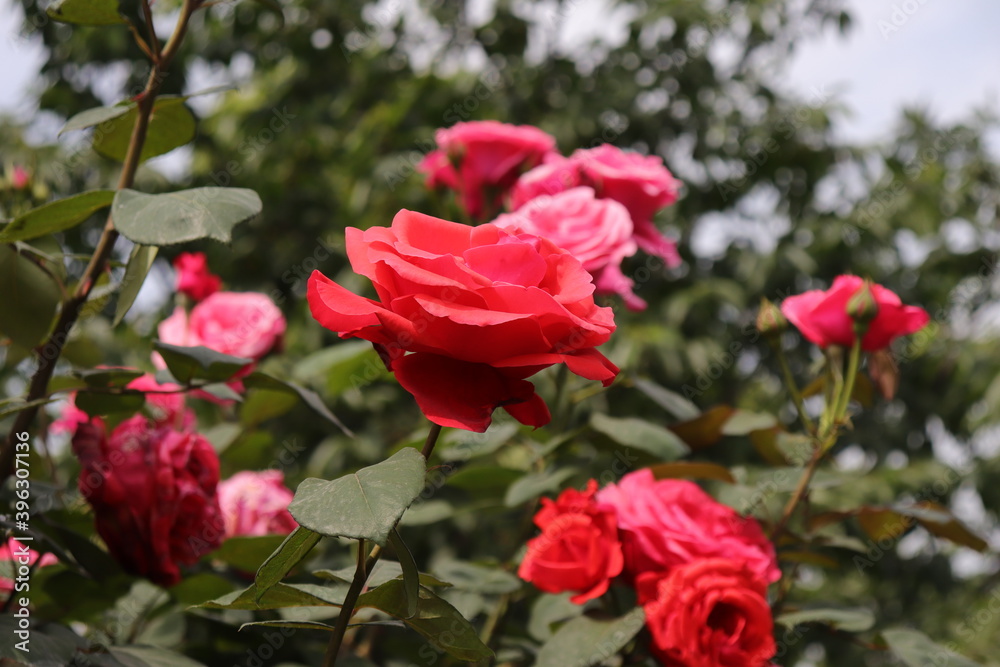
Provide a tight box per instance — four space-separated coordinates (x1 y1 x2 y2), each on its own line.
93 97 196 163
356 579 493 662
114 244 158 325
239 620 333 633
254 526 321 601
881 628 981 667
112 187 262 246
633 378 700 420
535 609 646 667
152 341 252 384
0 245 61 348
590 413 689 460
776 607 875 633
721 410 778 436
430 560 520 595
504 468 579 507
0 190 115 242
528 593 583 642
389 528 419 618
0 397 57 419
61 104 131 135
288 448 426 545
46 0 124 25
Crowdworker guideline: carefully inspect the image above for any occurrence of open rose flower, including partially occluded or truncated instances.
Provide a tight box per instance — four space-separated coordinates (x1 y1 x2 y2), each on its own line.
307 209 618 432
173 252 221 302
518 480 624 603
493 187 648 310
639 559 776 667
780 275 930 351
419 121 556 220
1 538 57 592
157 292 286 362
596 469 779 584
72 417 223 587
218 470 297 538
511 145 681 268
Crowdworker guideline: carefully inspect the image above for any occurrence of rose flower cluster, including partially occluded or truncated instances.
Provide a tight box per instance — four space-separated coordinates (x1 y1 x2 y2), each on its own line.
57 254 297 586
518 469 780 667
419 120 682 310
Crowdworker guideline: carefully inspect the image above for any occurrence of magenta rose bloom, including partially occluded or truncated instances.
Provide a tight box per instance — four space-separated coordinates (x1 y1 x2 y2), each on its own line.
419 120 556 220
173 252 222 302
72 417 224 587
595 469 780 584
639 559 776 667
307 209 618 432
780 275 930 351
158 292 286 362
494 187 647 310
218 470 298 538
518 480 624 604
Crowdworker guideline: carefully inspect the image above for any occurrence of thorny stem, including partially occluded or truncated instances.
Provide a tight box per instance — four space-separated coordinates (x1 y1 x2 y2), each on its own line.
0 0 201 483
323 422 445 666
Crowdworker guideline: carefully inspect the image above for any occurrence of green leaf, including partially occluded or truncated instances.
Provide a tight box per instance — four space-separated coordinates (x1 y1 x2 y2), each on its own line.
61 104 131 134
196 582 346 610
75 389 145 418
169 573 235 606
535 609 647 667
243 372 353 436
240 620 333 633
0 245 61 348
114 244 158 325
356 579 493 662
633 378 700 420
254 526 321 600
152 341 252 384
112 187 262 246
0 190 115 242
669 405 737 450
288 448 426 545
0 397 57 419
314 561 451 589
504 468 579 507
388 528 419 619
94 97 196 162
430 560 520 594
881 628 981 667
720 410 778 436
208 534 288 574
108 646 208 666
528 593 583 641
590 413 689 460
239 387 299 426
776 607 876 633
46 0 125 25
75 367 145 388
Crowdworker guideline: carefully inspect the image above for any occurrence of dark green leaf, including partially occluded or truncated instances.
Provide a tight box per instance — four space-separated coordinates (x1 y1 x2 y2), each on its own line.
114 244 158 326
208 534 288 574
590 413 689 460
112 187 262 246
314 561 451 589
152 341 252 384
0 190 115 242
430 560 520 594
881 628 981 667
46 0 124 25
240 620 333 633
108 646 207 666
75 367 144 388
94 97 196 162
535 609 647 667
244 372 353 436
0 245 61 348
196 582 346 610
356 579 493 662
75 389 145 418
0 397 57 419
528 593 582 642
633 378 700 420
389 528 419 618
288 448 426 545
776 607 876 632
254 526 321 601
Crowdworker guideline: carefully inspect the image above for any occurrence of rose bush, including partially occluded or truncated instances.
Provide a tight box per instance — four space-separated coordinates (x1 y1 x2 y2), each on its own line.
307 209 618 431
781 274 930 350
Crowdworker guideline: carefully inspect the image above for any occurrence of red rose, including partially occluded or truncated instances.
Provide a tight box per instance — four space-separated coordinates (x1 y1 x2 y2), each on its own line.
173 252 222 302
518 481 624 603
494 187 650 310
72 417 224 587
307 209 618 432
218 470 297 538
511 146 681 268
780 275 930 350
596 469 780 584
419 121 556 220
640 559 776 667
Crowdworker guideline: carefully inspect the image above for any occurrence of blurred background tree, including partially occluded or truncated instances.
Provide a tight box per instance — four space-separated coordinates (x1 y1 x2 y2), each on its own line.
3 0 998 665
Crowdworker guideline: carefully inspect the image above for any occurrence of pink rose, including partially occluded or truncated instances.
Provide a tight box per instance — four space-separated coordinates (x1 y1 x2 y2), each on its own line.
1 538 57 592
218 470 297 538
494 187 648 310
508 155 582 210
307 209 618 432
10 166 30 190
780 275 930 351
72 417 224 586
173 252 222 302
518 480 624 604
157 292 286 362
420 121 557 220
640 559 776 667
52 372 191 436
595 469 780 584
